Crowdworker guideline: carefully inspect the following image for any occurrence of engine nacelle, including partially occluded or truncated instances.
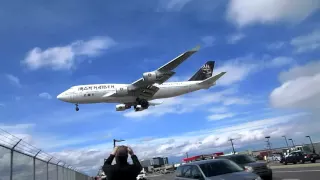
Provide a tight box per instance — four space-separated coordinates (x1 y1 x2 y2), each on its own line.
116 86 129 95
143 71 161 82
116 104 130 111
134 105 146 112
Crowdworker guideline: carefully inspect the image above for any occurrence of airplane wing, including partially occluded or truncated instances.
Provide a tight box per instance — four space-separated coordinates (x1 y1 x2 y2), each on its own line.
128 45 200 99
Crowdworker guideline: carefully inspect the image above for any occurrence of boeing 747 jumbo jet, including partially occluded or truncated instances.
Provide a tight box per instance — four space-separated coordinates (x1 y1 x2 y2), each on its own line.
57 46 226 112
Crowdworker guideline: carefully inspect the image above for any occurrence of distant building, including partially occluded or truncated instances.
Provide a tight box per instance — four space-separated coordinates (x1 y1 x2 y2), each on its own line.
140 157 169 169
141 159 152 168
152 157 165 166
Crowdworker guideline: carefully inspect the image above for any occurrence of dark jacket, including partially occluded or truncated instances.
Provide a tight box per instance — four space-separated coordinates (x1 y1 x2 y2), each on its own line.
102 154 143 180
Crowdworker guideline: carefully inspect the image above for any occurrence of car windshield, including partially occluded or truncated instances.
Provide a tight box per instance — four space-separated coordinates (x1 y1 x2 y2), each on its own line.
220 155 256 164
199 160 244 177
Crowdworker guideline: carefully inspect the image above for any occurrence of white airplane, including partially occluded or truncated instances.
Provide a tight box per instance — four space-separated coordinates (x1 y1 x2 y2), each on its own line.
57 46 226 112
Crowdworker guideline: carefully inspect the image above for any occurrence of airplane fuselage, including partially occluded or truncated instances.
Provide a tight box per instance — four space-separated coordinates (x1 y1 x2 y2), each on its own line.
57 81 205 104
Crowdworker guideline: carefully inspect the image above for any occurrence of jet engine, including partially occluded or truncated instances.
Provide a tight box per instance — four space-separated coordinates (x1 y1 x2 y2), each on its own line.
134 105 146 112
143 71 161 82
116 104 130 111
116 87 129 95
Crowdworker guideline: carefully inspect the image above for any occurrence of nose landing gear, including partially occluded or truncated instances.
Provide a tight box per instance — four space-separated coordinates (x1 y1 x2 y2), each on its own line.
75 104 79 111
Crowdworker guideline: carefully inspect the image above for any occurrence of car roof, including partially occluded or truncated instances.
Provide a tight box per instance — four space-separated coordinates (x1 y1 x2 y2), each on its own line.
216 154 246 158
179 159 228 166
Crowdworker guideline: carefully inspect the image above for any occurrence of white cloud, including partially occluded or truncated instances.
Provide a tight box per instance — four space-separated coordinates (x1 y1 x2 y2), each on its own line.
268 57 294 68
158 0 192 12
201 36 215 47
278 60 320 83
208 107 228 113
0 123 35 134
5 74 21 87
227 33 245 44
270 60 320 109
291 29 320 53
207 113 236 121
214 59 257 86
227 0 320 27
21 36 116 70
38 92 52 100
267 41 286 50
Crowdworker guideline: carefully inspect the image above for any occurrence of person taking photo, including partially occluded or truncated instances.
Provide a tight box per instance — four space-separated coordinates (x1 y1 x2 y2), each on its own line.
103 145 143 180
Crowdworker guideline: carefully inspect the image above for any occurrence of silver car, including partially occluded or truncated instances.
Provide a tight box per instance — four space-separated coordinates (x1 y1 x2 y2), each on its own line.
175 159 261 180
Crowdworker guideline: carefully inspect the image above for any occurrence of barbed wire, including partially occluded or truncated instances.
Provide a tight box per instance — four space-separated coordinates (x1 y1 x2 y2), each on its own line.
0 127 89 175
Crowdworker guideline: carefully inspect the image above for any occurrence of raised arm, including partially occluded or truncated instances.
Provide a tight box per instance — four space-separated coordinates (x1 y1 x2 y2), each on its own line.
102 147 118 173
128 147 143 173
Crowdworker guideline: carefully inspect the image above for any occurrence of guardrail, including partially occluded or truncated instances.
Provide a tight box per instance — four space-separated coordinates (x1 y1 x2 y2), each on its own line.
0 128 92 180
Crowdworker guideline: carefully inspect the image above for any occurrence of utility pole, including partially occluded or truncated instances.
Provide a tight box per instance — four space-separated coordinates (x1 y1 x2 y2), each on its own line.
306 136 316 153
265 136 272 157
229 138 235 154
288 138 295 147
282 135 289 149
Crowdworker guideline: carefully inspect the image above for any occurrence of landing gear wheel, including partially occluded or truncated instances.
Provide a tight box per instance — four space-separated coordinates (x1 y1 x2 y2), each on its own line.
135 98 149 109
75 104 79 111
141 101 149 109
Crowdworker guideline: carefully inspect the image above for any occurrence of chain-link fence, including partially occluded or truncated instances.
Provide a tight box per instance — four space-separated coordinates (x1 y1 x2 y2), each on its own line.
0 128 92 180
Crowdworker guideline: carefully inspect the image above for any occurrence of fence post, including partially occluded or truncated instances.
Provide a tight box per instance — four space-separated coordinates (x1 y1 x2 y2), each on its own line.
10 139 22 180
63 163 67 180
57 161 61 180
33 150 41 180
47 157 53 180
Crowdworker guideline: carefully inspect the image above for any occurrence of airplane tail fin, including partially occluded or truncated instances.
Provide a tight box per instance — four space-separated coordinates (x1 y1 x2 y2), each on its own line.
188 61 215 81
199 72 227 87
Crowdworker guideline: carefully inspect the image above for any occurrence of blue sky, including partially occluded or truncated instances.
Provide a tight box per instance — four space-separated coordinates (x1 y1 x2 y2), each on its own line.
0 0 320 176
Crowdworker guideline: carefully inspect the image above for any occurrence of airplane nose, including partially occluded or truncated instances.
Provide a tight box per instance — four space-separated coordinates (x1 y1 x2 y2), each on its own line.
57 93 66 101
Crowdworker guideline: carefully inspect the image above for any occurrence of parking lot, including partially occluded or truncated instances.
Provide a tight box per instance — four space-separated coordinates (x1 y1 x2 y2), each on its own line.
147 162 320 180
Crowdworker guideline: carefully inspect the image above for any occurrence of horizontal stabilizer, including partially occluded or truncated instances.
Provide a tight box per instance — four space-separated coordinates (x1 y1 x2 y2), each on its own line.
199 72 227 86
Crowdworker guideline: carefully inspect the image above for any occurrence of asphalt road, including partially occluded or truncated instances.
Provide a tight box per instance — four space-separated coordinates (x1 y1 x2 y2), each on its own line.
147 166 320 180
272 166 320 180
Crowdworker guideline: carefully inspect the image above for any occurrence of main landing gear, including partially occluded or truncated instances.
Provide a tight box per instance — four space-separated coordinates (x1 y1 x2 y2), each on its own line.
134 98 149 111
75 104 79 111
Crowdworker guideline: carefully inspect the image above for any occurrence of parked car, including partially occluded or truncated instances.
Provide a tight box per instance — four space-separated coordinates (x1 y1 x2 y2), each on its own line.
267 154 282 162
215 154 272 180
175 159 262 180
283 151 320 165
137 169 147 180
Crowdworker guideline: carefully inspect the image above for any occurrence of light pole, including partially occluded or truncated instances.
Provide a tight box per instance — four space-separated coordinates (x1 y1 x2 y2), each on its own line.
229 138 235 154
282 135 289 149
113 139 125 148
265 136 272 157
306 136 316 153
288 138 295 147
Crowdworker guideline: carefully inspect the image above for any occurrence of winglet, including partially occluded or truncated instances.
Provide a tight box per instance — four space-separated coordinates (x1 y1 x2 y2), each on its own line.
190 45 200 52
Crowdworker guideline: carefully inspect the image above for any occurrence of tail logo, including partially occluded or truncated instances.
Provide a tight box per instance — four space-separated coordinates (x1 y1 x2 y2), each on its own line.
201 64 213 76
